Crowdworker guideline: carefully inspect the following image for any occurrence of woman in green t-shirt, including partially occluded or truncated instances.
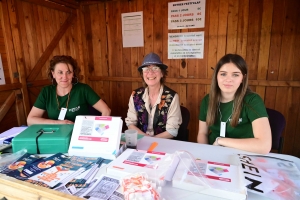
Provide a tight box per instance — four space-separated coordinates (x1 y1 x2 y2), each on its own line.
197 54 271 154
27 55 111 125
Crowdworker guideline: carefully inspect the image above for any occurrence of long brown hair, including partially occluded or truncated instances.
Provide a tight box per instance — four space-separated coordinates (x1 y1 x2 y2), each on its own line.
206 54 251 127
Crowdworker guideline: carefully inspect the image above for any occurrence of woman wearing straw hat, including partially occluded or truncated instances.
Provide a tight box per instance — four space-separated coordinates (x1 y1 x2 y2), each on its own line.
125 52 182 138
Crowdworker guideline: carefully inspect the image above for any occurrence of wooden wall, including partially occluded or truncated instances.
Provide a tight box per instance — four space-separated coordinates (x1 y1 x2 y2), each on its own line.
0 0 300 157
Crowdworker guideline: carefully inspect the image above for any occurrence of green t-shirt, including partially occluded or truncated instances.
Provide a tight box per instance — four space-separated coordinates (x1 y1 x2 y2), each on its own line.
34 83 101 122
199 92 268 144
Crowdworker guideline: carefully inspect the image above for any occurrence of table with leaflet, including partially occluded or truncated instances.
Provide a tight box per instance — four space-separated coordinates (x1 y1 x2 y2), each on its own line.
137 136 300 200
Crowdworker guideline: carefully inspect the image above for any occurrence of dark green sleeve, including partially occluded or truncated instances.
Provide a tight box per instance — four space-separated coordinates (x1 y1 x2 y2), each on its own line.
244 93 268 122
199 94 209 121
83 84 101 106
33 87 47 110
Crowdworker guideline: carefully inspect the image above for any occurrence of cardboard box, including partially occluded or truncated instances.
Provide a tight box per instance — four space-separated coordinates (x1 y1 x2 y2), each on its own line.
12 125 73 154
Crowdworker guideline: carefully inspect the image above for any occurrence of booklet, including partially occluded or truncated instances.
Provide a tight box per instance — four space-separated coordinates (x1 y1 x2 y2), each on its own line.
237 154 300 200
1 153 42 180
80 174 120 200
26 155 99 188
68 116 123 160
172 156 247 200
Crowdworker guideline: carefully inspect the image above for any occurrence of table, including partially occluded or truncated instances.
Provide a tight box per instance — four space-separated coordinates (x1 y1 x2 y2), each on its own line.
137 136 300 200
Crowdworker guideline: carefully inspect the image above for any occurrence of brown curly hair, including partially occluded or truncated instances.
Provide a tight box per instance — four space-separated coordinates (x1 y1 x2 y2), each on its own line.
47 55 80 84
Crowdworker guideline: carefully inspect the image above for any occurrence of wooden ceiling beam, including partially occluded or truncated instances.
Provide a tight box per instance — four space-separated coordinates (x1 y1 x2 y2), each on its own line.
23 0 75 13
47 0 79 9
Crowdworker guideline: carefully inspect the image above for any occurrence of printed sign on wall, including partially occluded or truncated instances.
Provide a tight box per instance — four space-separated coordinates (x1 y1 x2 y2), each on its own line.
168 32 204 59
168 0 206 29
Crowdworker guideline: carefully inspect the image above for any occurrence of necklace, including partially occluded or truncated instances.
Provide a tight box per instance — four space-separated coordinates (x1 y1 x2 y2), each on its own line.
56 90 71 110
218 102 234 123
218 102 234 137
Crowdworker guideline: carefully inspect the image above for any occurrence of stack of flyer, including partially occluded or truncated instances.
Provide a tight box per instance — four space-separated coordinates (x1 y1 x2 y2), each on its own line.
68 116 123 160
172 157 247 200
0 152 116 198
106 148 178 183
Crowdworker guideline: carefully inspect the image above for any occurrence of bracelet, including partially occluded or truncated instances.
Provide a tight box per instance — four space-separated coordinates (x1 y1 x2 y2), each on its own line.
215 137 223 146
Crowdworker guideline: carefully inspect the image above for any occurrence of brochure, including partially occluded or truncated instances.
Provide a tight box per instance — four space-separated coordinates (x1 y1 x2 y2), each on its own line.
68 116 123 160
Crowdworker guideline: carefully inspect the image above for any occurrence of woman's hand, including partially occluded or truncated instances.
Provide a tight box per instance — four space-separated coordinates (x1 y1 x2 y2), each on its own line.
58 120 74 124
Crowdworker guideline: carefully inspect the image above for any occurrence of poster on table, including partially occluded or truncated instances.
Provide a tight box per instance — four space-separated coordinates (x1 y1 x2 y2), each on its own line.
168 32 204 59
121 11 144 47
168 0 206 30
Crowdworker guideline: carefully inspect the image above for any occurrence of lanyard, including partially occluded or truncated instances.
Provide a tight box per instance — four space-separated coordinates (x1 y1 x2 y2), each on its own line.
218 102 234 137
56 90 71 110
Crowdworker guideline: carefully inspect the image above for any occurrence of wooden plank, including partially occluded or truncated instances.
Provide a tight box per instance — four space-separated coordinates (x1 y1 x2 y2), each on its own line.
207 0 219 79
7 0 31 115
226 0 239 53
143 0 154 54
236 0 249 57
14 89 26 126
0 91 15 122
153 0 163 57
0 174 83 200
246 0 262 80
217 0 228 59
267 0 284 81
27 13 76 81
121 1 131 78
22 0 74 13
264 87 277 108
47 0 79 9
257 0 273 80
76 5 87 83
27 79 51 87
90 4 101 76
17 0 31 75
0 83 22 91
292 1 300 81
290 88 300 156
88 76 300 87
277 87 291 155
278 0 298 80
23 2 38 70
0 0 19 83
28 87 42 97
82 5 94 79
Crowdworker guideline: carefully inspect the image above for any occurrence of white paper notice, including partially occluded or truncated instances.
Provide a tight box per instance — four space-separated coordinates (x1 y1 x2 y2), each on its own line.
168 0 206 30
0 55 6 85
168 32 204 59
121 11 144 47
